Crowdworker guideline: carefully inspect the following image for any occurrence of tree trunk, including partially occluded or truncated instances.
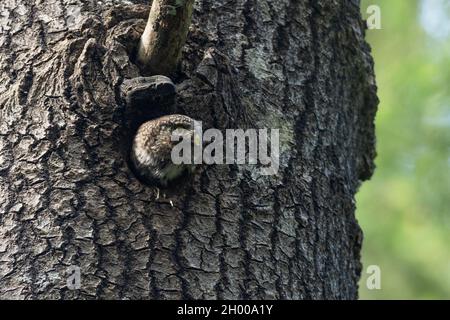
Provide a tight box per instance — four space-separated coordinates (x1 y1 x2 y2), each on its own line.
0 0 378 300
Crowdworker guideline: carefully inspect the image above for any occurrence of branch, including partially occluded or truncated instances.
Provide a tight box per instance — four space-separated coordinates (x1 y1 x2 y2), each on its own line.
136 0 195 75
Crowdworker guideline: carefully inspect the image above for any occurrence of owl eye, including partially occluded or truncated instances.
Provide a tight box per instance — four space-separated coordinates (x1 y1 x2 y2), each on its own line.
194 134 201 146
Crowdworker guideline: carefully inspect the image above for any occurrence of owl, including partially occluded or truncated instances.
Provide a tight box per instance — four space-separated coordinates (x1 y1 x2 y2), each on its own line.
130 114 198 187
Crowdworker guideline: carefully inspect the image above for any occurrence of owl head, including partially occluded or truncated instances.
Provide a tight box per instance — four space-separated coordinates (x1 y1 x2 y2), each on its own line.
130 114 199 187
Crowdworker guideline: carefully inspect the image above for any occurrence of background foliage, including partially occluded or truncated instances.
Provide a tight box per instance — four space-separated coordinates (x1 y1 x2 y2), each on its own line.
358 0 450 299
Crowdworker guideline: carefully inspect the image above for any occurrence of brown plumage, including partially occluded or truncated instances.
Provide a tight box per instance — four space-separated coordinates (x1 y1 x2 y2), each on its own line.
130 114 196 187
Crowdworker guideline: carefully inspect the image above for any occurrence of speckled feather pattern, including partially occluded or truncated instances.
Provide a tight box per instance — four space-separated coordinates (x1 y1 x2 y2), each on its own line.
131 114 195 186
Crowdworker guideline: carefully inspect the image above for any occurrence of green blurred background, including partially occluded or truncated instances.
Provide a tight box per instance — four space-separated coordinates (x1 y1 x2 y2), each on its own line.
358 0 450 299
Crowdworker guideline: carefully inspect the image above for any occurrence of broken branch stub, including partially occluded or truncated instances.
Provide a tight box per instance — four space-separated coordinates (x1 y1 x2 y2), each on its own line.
137 0 195 76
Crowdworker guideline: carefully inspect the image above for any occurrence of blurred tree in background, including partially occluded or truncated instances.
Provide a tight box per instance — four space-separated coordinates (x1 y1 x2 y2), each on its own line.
359 0 450 299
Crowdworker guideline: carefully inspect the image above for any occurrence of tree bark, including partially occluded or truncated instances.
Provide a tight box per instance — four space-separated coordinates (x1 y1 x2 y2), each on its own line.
0 0 378 300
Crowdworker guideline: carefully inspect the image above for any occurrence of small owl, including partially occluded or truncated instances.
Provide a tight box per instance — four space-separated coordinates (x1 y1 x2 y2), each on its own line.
130 114 198 187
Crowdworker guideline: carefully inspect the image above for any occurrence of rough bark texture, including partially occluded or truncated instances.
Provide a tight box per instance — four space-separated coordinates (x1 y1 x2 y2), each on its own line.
137 0 195 75
0 0 378 299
